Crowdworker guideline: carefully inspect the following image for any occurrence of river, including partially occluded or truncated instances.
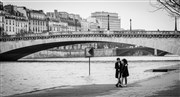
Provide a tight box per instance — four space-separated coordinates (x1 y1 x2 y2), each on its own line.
0 56 180 96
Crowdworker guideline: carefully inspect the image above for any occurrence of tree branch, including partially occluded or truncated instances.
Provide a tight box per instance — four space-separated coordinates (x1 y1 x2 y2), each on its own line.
157 0 180 16
172 0 180 7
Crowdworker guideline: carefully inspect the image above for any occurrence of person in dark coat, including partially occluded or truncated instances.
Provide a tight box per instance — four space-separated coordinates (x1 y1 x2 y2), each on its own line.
115 58 123 87
121 58 129 86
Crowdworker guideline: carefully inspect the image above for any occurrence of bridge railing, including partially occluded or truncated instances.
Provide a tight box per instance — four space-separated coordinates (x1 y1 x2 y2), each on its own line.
0 30 179 37
0 31 179 42
113 31 177 35
49 31 178 35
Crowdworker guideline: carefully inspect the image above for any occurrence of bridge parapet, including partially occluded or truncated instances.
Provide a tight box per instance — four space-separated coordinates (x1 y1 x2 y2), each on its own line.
114 31 179 34
0 31 179 42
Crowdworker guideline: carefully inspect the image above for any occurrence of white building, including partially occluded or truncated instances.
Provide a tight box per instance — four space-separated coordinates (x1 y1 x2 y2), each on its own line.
0 4 5 34
91 11 121 31
81 19 89 31
47 10 82 32
48 18 68 32
3 5 29 35
81 17 103 31
4 14 16 35
27 9 47 33
15 6 29 34
15 16 29 34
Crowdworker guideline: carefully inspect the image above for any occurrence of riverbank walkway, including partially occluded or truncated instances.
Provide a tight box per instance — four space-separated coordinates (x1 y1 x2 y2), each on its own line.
7 65 180 97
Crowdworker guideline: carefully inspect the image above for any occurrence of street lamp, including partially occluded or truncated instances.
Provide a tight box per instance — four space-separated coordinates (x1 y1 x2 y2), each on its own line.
75 19 77 31
107 14 110 31
175 16 177 31
130 19 132 31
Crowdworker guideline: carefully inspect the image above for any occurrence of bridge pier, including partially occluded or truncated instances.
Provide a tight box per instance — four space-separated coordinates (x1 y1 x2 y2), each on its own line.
0 54 19 61
154 48 157 56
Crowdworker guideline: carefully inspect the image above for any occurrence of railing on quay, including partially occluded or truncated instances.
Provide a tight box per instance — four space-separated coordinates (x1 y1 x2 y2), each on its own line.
0 31 179 42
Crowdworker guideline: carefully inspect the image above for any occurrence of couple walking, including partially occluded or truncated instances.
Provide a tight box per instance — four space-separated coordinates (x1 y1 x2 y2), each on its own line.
115 58 129 87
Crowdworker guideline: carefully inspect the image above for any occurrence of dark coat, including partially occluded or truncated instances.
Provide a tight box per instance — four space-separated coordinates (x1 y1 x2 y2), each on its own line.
115 62 123 78
122 64 129 77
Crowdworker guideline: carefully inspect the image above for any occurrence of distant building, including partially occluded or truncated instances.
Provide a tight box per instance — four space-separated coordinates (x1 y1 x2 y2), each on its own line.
3 5 29 35
16 6 29 34
2 4 48 35
91 11 121 31
47 10 81 32
59 11 81 31
81 17 103 31
4 13 16 35
3 5 16 35
16 6 28 20
27 9 47 33
80 19 89 31
86 17 102 31
47 18 68 32
47 10 68 32
0 1 3 10
0 1 5 34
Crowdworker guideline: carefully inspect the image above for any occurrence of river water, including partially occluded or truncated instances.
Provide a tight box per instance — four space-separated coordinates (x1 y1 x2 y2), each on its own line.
0 56 180 96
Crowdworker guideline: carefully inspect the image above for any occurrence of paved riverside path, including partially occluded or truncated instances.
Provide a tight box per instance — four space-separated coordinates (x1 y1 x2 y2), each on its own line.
7 67 180 97
7 84 117 97
97 68 180 97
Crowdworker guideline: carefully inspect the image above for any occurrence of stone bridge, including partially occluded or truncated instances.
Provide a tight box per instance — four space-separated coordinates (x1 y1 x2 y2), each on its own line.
0 31 180 61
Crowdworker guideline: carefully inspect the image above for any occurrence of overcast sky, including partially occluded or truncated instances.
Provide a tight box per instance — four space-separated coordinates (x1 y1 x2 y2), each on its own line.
2 0 179 30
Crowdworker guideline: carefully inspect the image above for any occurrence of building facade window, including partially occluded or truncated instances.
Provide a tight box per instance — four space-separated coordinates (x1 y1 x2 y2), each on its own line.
9 20 11 25
2 17 4 22
6 26 8 31
6 20 8 24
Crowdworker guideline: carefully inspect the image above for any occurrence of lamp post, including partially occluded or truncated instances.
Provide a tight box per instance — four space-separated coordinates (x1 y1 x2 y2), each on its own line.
130 19 132 31
75 19 77 31
107 14 110 31
175 16 177 31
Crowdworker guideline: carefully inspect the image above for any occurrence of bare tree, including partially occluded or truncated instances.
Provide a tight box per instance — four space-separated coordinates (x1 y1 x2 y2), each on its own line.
151 0 180 17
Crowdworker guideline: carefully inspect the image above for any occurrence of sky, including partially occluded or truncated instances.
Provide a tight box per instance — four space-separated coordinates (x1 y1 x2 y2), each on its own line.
1 0 180 30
